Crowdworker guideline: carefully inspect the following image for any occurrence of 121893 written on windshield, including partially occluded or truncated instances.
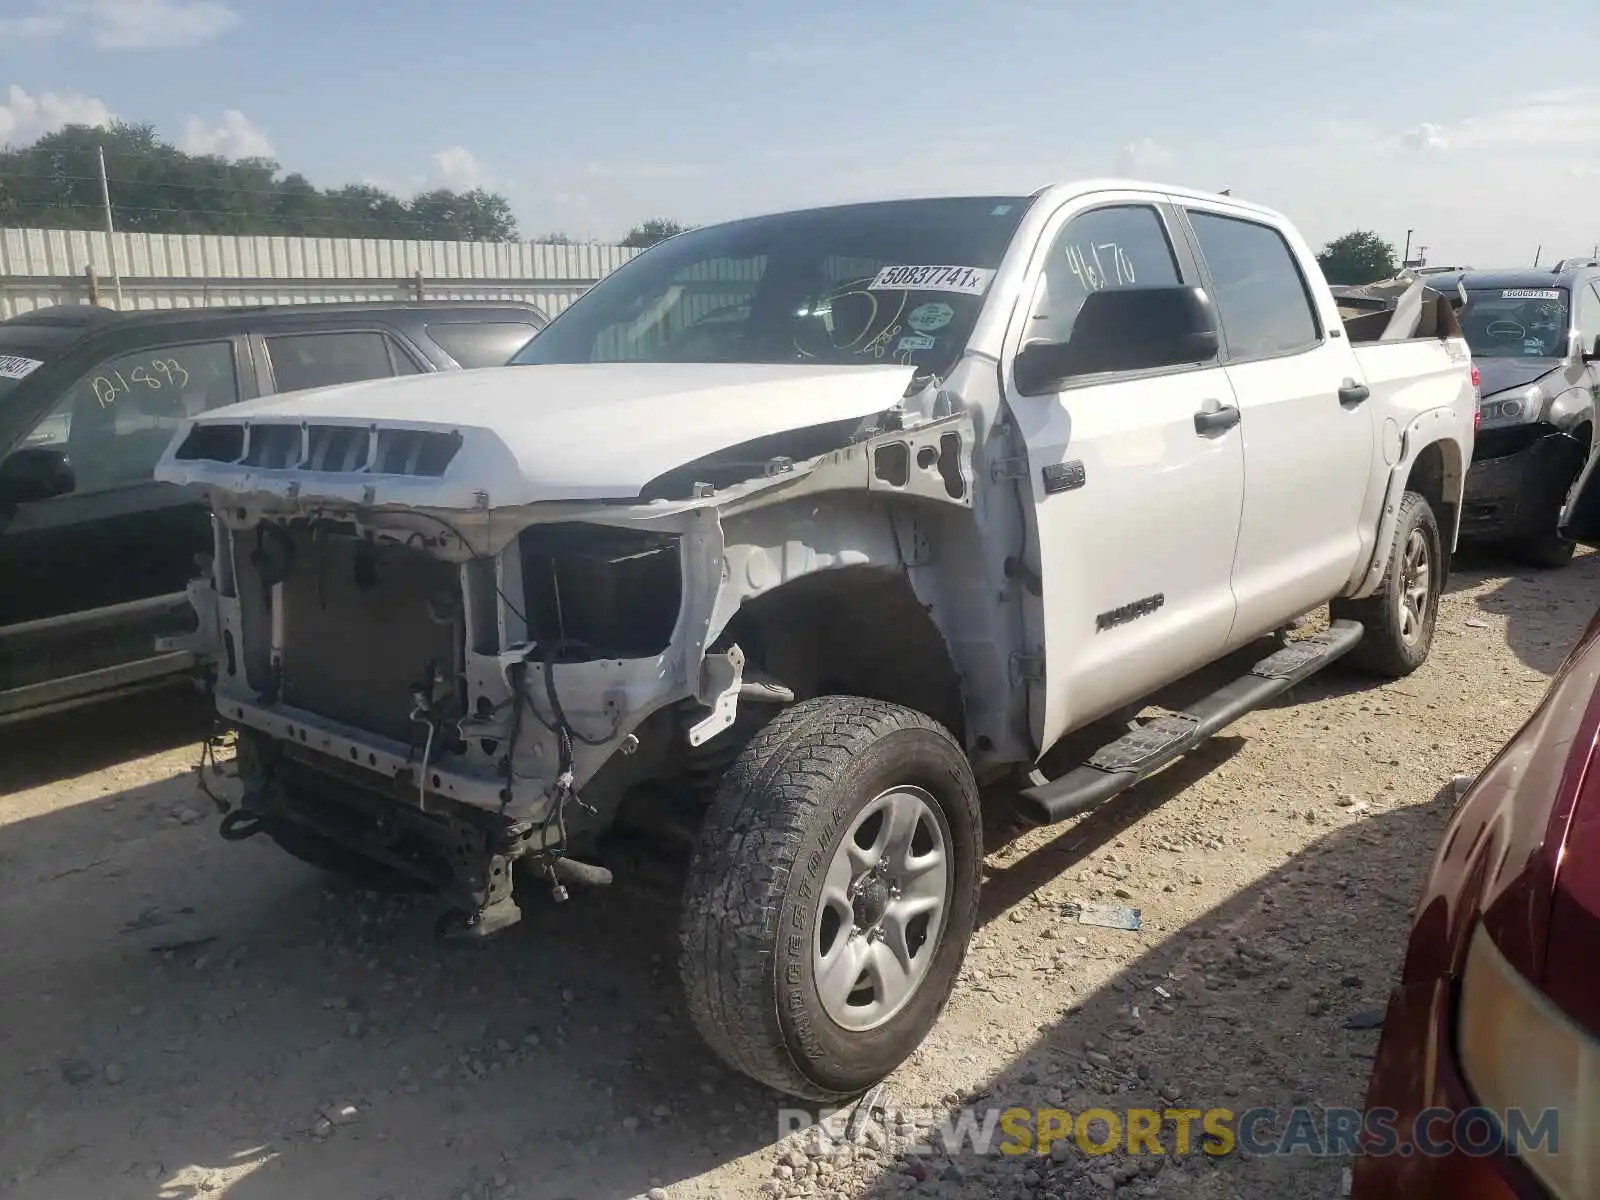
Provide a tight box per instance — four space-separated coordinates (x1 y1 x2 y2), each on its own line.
90 358 191 410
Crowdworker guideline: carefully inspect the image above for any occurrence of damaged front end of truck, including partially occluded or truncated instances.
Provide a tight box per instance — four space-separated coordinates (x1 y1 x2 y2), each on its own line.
153 359 1019 936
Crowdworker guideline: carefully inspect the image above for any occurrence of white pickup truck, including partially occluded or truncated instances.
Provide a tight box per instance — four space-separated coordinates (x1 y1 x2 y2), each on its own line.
155 180 1477 1100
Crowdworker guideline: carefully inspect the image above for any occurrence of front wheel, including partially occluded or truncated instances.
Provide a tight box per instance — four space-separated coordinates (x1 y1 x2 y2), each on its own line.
1331 490 1443 678
678 696 982 1100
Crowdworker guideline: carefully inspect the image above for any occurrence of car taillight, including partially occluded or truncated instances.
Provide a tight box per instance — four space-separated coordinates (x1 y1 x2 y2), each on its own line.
1471 364 1481 391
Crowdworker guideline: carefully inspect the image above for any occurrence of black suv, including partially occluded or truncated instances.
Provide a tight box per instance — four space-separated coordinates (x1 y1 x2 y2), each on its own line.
1452 266 1600 567
0 301 547 725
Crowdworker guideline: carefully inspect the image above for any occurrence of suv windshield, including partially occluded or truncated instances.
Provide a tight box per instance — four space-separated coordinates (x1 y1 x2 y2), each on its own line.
1459 287 1570 358
511 197 1033 377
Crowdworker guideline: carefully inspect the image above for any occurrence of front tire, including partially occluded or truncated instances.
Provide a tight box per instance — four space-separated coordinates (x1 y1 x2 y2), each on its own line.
1511 465 1581 569
1332 490 1443 678
678 696 982 1100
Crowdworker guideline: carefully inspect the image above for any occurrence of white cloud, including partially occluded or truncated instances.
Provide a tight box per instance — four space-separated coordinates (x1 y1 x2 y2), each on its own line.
1116 137 1175 173
1399 89 1600 154
182 109 274 158
0 0 238 49
0 13 67 37
0 84 114 145
1401 122 1447 151
433 146 486 188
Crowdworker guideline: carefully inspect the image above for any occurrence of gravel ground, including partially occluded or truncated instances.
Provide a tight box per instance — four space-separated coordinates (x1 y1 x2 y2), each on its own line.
1 547 1595 1200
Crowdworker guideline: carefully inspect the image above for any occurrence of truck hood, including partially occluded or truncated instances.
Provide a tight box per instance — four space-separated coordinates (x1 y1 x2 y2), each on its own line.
1476 357 1559 399
155 361 916 508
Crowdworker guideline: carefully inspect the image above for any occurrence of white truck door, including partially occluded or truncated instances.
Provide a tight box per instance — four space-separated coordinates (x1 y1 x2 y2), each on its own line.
1178 204 1377 647
1001 197 1246 752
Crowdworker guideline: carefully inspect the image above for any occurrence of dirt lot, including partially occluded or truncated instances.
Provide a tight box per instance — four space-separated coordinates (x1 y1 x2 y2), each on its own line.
2 547 1596 1200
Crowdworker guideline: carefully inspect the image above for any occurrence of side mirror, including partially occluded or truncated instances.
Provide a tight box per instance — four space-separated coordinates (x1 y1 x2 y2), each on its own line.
0 446 75 505
1014 286 1221 395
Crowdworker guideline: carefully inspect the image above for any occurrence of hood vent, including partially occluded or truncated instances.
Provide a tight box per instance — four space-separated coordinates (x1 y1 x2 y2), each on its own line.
175 421 462 478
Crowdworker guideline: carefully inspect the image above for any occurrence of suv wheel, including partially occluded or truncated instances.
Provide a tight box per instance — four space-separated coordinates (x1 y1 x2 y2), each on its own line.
678 696 981 1100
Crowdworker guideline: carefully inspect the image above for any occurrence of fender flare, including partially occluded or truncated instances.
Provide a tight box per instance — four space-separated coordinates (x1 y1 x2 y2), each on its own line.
1345 407 1467 601
1547 384 1596 433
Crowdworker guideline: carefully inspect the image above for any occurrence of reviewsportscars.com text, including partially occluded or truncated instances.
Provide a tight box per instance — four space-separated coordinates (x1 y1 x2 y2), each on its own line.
778 1104 1560 1160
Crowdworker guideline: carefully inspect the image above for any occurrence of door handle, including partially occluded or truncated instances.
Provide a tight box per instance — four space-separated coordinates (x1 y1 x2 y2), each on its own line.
1339 379 1371 406
1193 404 1241 435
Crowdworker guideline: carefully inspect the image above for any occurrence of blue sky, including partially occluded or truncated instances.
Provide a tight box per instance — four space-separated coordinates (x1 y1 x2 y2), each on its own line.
1 0 1597 263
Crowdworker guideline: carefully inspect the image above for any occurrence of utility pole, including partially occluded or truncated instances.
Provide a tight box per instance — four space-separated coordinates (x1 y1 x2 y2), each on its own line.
1533 244 1542 267
1402 229 1414 266
96 144 123 309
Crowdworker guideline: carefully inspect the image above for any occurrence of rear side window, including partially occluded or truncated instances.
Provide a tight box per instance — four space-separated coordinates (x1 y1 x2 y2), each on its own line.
426 321 541 368
265 331 414 392
1186 212 1321 359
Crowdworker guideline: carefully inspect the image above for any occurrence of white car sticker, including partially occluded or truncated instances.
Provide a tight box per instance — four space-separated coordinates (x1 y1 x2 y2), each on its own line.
896 333 937 354
1501 288 1561 300
0 354 43 380
907 302 955 333
868 265 995 295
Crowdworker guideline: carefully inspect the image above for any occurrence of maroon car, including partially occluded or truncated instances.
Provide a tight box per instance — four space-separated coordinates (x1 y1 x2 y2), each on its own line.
1354 605 1600 1198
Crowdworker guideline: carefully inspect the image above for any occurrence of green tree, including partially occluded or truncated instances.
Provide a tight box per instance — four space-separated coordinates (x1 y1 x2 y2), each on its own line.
621 217 691 248
406 188 518 241
535 231 575 245
0 121 522 241
1316 231 1398 285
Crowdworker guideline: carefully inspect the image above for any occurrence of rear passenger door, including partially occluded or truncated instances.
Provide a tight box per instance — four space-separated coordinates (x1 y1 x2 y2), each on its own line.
1178 205 1376 647
257 328 422 394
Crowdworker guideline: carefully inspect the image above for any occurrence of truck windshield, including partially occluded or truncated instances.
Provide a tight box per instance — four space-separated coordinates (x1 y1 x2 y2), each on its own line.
1459 288 1570 359
510 196 1033 377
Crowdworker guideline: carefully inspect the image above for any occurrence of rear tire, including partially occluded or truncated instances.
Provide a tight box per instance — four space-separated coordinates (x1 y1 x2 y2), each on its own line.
1332 490 1442 678
678 696 982 1100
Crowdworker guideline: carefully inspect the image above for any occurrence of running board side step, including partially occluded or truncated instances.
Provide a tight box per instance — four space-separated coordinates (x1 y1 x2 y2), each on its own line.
1016 620 1365 826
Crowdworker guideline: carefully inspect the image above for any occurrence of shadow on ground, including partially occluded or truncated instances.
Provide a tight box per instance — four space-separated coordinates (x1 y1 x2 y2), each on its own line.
0 711 1446 1200
1459 546 1599 675
3 558 1589 1200
0 696 1267 1200
0 683 213 794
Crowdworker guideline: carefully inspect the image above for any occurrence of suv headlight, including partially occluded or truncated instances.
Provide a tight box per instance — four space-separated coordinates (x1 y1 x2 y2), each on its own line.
1479 384 1545 425
1457 924 1598 1198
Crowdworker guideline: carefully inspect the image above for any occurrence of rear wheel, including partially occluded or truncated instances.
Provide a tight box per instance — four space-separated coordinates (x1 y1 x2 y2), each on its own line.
678 696 981 1100
1332 490 1442 678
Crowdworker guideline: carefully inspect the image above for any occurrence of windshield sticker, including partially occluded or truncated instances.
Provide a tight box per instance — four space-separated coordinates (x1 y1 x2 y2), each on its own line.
868 265 995 296
907 302 955 333
1501 288 1561 300
0 354 43 381
896 333 937 354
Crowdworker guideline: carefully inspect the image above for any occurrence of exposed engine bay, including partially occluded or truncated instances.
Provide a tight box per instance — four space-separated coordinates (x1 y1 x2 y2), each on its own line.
161 356 1020 936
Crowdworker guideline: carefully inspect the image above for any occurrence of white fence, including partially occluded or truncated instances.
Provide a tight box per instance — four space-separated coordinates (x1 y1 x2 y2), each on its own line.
0 228 642 319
